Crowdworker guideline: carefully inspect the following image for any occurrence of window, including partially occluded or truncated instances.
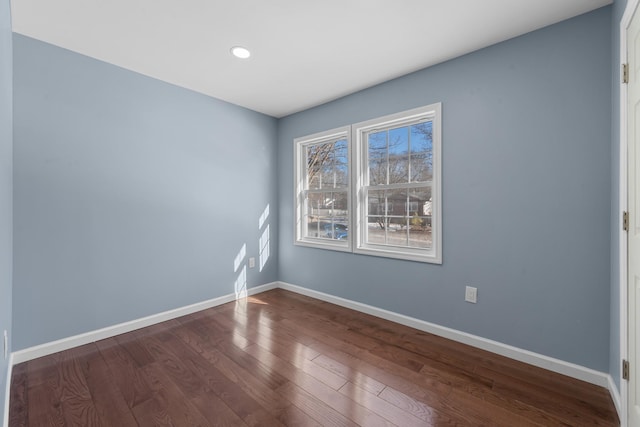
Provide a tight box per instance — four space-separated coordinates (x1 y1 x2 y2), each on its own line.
294 127 351 251
294 103 441 263
354 104 441 263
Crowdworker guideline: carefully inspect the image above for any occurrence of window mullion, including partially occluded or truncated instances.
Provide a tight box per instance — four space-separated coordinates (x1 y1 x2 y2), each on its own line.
385 130 390 186
362 182 430 191
407 126 412 183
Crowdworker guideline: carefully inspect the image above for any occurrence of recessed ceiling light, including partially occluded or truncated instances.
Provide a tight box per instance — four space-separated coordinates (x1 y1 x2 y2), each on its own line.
230 46 251 59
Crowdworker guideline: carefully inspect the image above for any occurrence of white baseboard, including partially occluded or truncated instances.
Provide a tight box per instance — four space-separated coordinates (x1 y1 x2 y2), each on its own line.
11 282 278 365
277 281 611 388
3 353 13 427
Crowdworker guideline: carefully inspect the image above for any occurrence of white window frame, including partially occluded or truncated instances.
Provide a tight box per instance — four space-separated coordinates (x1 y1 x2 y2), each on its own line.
353 103 442 264
294 126 352 252
293 103 441 264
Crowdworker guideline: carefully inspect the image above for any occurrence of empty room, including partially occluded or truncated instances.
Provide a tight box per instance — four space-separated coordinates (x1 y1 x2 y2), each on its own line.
1 0 638 425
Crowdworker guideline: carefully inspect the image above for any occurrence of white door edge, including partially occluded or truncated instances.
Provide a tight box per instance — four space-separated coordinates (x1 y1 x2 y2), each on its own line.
620 1 640 426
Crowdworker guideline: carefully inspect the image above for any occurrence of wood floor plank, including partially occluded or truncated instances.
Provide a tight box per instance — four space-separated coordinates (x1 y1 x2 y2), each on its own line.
51 346 105 427
174 319 320 427
8 363 28 427
23 356 66 426
186 358 285 427
215 308 322 360
277 316 457 399
243 342 395 426
26 382 66 427
9 288 619 426
271 404 324 427
312 353 387 395
176 319 287 406
153 329 286 427
218 313 348 390
490 375 618 426
135 330 263 426
189 394 248 427
477 362 616 413
196 330 289 391
129 393 175 427
94 336 154 408
276 381 360 427
113 330 156 367
139 362 212 427
338 381 427 427
80 349 139 427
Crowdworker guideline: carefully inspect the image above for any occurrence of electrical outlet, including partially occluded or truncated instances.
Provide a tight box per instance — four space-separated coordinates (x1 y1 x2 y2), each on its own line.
249 257 256 269
465 286 477 303
3 330 7 359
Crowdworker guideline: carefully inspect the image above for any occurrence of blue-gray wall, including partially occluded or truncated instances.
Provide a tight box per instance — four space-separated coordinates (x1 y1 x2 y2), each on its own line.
611 0 626 395
0 0 11 421
278 7 612 371
9 2 618 382
12 35 279 350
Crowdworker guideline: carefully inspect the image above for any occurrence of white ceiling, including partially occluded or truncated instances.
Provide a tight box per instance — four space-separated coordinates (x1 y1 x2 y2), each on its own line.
11 0 611 118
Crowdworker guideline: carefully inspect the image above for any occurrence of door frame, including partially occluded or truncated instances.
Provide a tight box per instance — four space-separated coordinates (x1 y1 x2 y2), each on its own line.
621 1 640 426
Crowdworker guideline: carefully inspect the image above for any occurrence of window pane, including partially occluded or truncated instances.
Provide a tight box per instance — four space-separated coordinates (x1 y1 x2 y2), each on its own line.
367 216 387 245
304 191 348 240
386 189 408 247
388 127 409 184
367 189 388 244
367 189 409 246
320 158 334 189
364 186 432 249
407 187 432 249
334 139 349 188
307 139 349 190
368 131 387 186
322 221 348 240
410 122 433 183
307 144 327 190
304 192 323 237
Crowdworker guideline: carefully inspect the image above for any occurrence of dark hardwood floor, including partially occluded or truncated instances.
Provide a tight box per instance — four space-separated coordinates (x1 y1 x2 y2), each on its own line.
9 289 618 426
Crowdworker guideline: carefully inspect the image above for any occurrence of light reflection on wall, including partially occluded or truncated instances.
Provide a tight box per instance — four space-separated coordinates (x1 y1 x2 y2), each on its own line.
259 204 270 271
258 204 269 229
259 225 270 271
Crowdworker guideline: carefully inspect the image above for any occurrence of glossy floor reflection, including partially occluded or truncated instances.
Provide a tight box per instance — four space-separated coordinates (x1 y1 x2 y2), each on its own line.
9 289 618 426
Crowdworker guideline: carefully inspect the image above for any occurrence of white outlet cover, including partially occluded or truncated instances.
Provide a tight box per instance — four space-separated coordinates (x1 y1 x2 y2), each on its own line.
465 286 477 303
